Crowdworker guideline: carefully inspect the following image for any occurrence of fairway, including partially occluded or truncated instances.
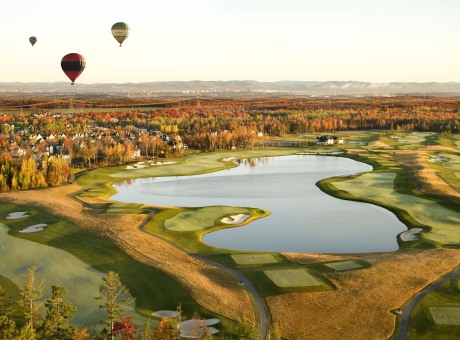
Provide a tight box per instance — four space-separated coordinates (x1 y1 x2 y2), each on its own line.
0 223 122 326
264 269 321 288
231 253 279 265
430 306 460 325
332 172 460 245
165 206 250 231
325 261 363 271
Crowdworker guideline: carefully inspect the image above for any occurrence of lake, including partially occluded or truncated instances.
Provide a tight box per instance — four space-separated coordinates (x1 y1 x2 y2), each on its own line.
112 155 407 253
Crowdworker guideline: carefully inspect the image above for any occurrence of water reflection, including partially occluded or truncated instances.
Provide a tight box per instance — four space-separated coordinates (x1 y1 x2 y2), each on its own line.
112 155 407 253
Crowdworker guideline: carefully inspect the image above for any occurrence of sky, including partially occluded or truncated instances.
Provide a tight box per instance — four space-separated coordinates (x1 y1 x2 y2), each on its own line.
2 0 460 84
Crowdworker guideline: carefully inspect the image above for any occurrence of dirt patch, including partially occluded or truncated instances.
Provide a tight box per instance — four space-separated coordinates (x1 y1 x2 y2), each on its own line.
272 249 460 339
0 185 253 322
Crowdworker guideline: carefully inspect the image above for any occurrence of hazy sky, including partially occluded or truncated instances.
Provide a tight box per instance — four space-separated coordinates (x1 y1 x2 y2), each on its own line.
2 0 459 83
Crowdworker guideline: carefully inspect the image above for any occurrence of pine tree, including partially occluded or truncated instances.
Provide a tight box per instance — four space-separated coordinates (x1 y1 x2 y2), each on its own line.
17 266 44 329
41 285 77 339
237 317 259 340
0 285 17 339
95 271 135 340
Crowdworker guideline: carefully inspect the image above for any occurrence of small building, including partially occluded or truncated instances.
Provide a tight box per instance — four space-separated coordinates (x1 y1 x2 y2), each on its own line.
315 135 344 145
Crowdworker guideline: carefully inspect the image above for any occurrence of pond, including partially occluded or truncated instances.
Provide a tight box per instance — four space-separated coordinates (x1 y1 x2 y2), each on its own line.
111 155 407 253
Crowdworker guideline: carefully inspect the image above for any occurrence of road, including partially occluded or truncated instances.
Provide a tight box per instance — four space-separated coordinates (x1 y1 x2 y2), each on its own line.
395 266 460 340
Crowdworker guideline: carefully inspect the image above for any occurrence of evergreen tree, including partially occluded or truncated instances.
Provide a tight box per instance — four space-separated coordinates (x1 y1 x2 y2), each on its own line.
0 285 17 339
95 271 135 340
41 285 77 339
237 317 258 340
138 318 153 340
17 266 44 329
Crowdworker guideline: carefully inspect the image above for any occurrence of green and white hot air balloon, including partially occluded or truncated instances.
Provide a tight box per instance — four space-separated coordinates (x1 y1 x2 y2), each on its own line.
111 22 130 47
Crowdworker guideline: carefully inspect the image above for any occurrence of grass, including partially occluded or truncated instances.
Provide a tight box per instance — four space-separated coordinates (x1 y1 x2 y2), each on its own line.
264 269 321 287
406 278 460 340
323 172 460 247
165 206 251 232
230 253 279 265
143 206 270 253
324 261 363 271
0 202 213 326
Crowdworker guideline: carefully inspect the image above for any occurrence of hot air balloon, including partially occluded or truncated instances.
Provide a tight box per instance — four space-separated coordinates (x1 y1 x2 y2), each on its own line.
61 53 86 85
29 36 37 47
111 22 130 47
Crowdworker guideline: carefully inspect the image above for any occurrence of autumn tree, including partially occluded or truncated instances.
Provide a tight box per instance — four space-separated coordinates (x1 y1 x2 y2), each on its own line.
112 316 137 340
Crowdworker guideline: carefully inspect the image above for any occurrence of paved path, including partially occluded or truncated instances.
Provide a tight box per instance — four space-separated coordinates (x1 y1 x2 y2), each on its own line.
395 267 460 340
139 212 269 339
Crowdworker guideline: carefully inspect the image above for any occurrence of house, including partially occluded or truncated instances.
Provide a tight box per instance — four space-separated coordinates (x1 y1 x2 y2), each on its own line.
315 135 344 145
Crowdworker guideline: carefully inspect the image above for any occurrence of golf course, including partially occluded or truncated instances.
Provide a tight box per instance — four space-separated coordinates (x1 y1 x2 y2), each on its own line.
1 130 459 339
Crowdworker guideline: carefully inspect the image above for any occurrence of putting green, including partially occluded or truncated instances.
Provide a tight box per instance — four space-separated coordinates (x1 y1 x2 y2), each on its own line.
231 253 278 265
264 269 321 288
332 172 460 245
430 306 460 325
165 206 250 231
325 261 362 271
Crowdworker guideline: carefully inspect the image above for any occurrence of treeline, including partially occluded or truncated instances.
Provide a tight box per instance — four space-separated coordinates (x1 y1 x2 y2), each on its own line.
0 267 270 340
0 154 70 192
1 96 459 156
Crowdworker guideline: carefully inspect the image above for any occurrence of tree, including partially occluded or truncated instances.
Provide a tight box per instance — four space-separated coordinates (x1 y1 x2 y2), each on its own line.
95 271 135 340
112 316 137 340
17 322 36 340
138 318 154 340
237 317 258 340
17 266 44 329
0 285 17 339
72 327 95 340
265 323 281 340
41 285 77 339
154 318 178 340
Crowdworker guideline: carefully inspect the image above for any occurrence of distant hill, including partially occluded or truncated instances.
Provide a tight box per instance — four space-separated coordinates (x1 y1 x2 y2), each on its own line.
1 80 460 97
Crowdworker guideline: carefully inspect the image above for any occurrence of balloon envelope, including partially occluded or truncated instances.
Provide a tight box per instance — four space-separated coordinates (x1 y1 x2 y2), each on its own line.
61 53 86 85
111 22 130 46
29 36 37 46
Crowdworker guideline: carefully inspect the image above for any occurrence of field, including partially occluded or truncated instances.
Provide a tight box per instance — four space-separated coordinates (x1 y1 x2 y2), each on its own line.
1 130 459 338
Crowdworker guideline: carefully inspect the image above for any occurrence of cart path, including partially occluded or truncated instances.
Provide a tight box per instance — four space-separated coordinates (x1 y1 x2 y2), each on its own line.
139 212 269 339
395 266 460 340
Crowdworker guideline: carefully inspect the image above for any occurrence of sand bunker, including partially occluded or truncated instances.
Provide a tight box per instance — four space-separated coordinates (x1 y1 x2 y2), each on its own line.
6 211 29 219
152 310 181 318
151 161 177 165
221 214 249 224
179 318 220 338
368 141 390 148
400 228 423 242
428 155 448 162
20 224 48 233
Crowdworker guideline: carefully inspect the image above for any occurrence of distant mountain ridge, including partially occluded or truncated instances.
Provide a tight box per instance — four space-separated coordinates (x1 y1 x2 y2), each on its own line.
1 80 460 96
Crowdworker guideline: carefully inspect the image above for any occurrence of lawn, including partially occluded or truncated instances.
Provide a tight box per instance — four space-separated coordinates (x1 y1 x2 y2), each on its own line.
406 278 460 340
0 202 210 326
330 172 460 246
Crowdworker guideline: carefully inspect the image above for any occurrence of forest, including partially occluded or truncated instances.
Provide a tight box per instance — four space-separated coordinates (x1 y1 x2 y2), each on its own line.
0 95 458 191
